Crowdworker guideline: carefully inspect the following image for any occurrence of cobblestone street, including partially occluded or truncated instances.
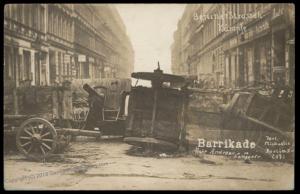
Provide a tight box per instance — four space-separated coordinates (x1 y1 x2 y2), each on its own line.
4 139 294 190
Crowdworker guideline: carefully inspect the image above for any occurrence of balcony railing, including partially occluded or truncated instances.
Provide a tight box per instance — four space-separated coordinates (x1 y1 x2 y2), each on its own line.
272 5 285 20
4 18 46 41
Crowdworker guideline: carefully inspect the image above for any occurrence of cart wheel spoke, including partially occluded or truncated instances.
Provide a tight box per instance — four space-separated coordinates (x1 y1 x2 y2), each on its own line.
39 125 45 136
27 124 36 134
40 132 51 138
42 139 54 143
21 141 32 147
20 136 31 140
25 144 33 154
41 142 52 150
40 146 46 155
24 128 33 137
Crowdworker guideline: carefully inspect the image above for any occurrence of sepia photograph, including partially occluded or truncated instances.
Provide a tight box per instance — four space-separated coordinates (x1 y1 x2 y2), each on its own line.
3 3 295 190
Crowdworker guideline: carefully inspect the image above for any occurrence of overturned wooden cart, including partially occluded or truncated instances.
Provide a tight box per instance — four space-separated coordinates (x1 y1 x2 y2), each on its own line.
187 86 294 162
123 65 190 152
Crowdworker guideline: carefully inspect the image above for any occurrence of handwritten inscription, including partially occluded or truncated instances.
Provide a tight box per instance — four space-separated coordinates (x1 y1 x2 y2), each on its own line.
196 135 294 162
264 136 294 161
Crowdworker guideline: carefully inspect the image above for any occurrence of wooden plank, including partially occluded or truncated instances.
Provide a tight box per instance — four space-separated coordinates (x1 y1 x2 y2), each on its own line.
242 115 293 140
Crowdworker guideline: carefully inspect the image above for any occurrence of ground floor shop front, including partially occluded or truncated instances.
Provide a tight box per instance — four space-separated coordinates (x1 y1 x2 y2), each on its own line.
4 36 118 88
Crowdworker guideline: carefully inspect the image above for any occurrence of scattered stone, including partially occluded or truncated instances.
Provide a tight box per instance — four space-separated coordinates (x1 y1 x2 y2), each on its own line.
183 172 196 179
244 159 252 164
192 149 205 159
159 153 167 158
199 159 217 165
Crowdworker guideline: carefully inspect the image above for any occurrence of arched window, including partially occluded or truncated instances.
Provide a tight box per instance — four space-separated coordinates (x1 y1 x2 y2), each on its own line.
17 4 23 23
48 11 52 33
31 4 38 30
40 5 45 32
4 4 11 18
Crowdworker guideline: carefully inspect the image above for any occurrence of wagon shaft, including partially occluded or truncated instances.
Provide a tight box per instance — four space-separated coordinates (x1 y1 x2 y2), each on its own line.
57 128 101 137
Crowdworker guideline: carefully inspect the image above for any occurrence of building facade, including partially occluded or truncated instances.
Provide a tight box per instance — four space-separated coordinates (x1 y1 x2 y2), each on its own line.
4 4 135 87
171 4 295 89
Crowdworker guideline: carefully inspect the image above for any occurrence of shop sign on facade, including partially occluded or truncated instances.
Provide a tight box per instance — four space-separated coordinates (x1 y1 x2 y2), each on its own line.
89 57 95 63
78 55 86 62
64 54 71 64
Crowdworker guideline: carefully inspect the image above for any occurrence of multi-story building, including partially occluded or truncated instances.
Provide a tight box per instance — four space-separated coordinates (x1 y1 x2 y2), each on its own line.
171 5 193 76
47 4 74 84
171 20 182 75
4 4 135 87
171 3 295 89
4 4 48 87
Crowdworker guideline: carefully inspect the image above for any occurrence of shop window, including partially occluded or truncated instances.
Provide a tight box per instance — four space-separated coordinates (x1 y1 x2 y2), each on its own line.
67 63 70 77
259 41 272 83
34 52 40 85
4 47 11 80
62 55 65 77
247 48 254 84
83 63 90 79
66 62 69 78
49 51 56 84
23 51 31 81
273 31 285 67
58 52 62 81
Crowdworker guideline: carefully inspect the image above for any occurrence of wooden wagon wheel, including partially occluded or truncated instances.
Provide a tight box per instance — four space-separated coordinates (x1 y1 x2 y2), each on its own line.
16 118 57 161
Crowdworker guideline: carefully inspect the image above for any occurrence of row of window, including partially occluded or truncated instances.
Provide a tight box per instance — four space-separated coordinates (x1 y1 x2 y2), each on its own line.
5 4 45 33
75 25 95 50
48 6 73 42
180 4 272 69
5 4 123 53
